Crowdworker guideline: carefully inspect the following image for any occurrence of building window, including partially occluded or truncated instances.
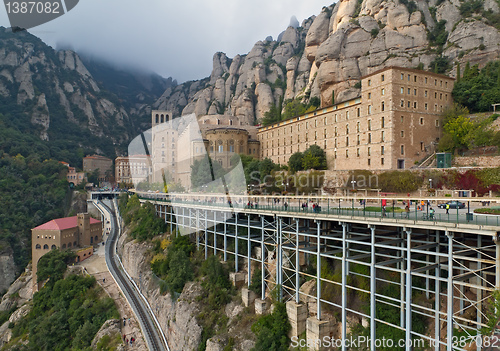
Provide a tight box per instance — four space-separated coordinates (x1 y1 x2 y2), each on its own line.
408 74 411 81
335 127 338 137
335 114 338 122
381 158 384 165
401 73 404 80
381 102 385 111
435 79 437 86
425 90 428 97
346 150 349 158
381 88 385 95
218 145 223 153
435 120 440 127
368 79 371 86
425 103 428 110
368 105 372 114
368 133 372 143
229 145 234 152
368 120 372 131
357 148 360 157
407 101 411 108
401 130 404 137
381 131 385 142
414 89 417 95
335 139 337 148
425 77 428 84
346 136 349 146
381 74 385 82
420 117 424 125
401 145 405 155
414 75 417 82
381 145 385 155
357 108 360 117
381 117 385 128
346 125 349 134
346 111 349 120
334 151 337 159
401 100 404 107
420 141 424 151
440 93 443 100
315 131 317 140
368 147 371 156
357 122 360 132
401 87 404 94
368 92 371 99
414 102 417 108
357 135 360 145
408 88 411 95
434 104 437 111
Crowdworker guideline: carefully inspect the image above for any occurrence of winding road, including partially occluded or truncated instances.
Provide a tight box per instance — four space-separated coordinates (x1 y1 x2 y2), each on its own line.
95 199 169 351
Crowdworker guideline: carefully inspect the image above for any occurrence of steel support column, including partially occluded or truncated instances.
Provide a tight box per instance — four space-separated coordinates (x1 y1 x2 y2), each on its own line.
248 215 251 287
405 228 412 351
435 230 441 351
370 225 376 351
447 231 454 351
235 215 239 272
223 212 227 262
342 223 347 351
261 216 265 301
295 219 300 304
317 221 321 320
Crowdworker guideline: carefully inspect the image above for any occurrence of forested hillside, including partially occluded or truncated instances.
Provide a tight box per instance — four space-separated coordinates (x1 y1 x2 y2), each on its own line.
0 112 70 282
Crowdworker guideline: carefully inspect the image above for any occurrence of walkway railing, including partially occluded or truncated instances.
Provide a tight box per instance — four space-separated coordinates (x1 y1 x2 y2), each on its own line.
136 192 500 229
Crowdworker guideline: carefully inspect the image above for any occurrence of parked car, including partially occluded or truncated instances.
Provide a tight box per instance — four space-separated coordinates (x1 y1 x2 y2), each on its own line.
438 201 466 209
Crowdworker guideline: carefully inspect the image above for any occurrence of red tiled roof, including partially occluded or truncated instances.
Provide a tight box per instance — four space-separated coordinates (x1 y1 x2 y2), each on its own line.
33 216 100 231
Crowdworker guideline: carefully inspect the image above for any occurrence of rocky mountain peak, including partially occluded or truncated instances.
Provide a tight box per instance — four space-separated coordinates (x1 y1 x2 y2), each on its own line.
154 0 500 126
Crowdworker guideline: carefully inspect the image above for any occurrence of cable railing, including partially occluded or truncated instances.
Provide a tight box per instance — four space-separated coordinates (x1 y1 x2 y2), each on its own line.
136 193 500 228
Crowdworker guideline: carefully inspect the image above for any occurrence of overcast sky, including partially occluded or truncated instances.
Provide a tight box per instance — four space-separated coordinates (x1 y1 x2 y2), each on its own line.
1 0 330 82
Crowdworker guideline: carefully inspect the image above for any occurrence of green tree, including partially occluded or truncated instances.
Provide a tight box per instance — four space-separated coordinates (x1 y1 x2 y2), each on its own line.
282 99 307 120
251 302 291 351
288 152 304 173
441 115 475 152
302 145 327 170
164 249 193 294
36 249 76 283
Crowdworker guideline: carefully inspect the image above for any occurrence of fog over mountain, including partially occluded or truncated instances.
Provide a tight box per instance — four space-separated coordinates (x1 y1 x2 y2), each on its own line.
0 0 329 82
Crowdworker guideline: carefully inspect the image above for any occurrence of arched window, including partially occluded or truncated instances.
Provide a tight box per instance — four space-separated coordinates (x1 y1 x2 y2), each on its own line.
43 244 49 250
73 241 77 247
51 245 56 250
35 244 41 249
166 114 170 122
62 244 66 249
155 114 159 124
90 237 94 244
95 236 98 242
68 242 72 248
160 114 164 123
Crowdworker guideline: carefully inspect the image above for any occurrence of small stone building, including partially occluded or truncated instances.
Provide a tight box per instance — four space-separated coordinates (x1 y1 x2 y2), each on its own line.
31 213 102 290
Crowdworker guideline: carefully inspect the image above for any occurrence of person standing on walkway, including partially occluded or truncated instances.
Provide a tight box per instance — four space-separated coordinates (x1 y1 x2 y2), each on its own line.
446 203 450 215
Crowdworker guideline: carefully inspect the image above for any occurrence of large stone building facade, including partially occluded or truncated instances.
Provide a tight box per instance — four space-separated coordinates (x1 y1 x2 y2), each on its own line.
150 111 259 189
31 213 102 289
258 67 454 170
115 155 152 185
83 155 114 182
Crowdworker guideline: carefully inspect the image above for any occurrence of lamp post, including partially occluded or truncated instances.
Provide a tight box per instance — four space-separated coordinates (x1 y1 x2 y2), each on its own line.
429 178 433 190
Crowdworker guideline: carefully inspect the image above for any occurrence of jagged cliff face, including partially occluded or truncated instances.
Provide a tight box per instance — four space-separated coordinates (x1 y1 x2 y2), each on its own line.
0 27 141 149
154 0 500 124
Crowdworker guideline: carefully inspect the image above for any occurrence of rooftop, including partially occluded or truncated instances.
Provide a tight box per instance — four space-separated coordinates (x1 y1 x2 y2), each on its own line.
33 216 100 231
